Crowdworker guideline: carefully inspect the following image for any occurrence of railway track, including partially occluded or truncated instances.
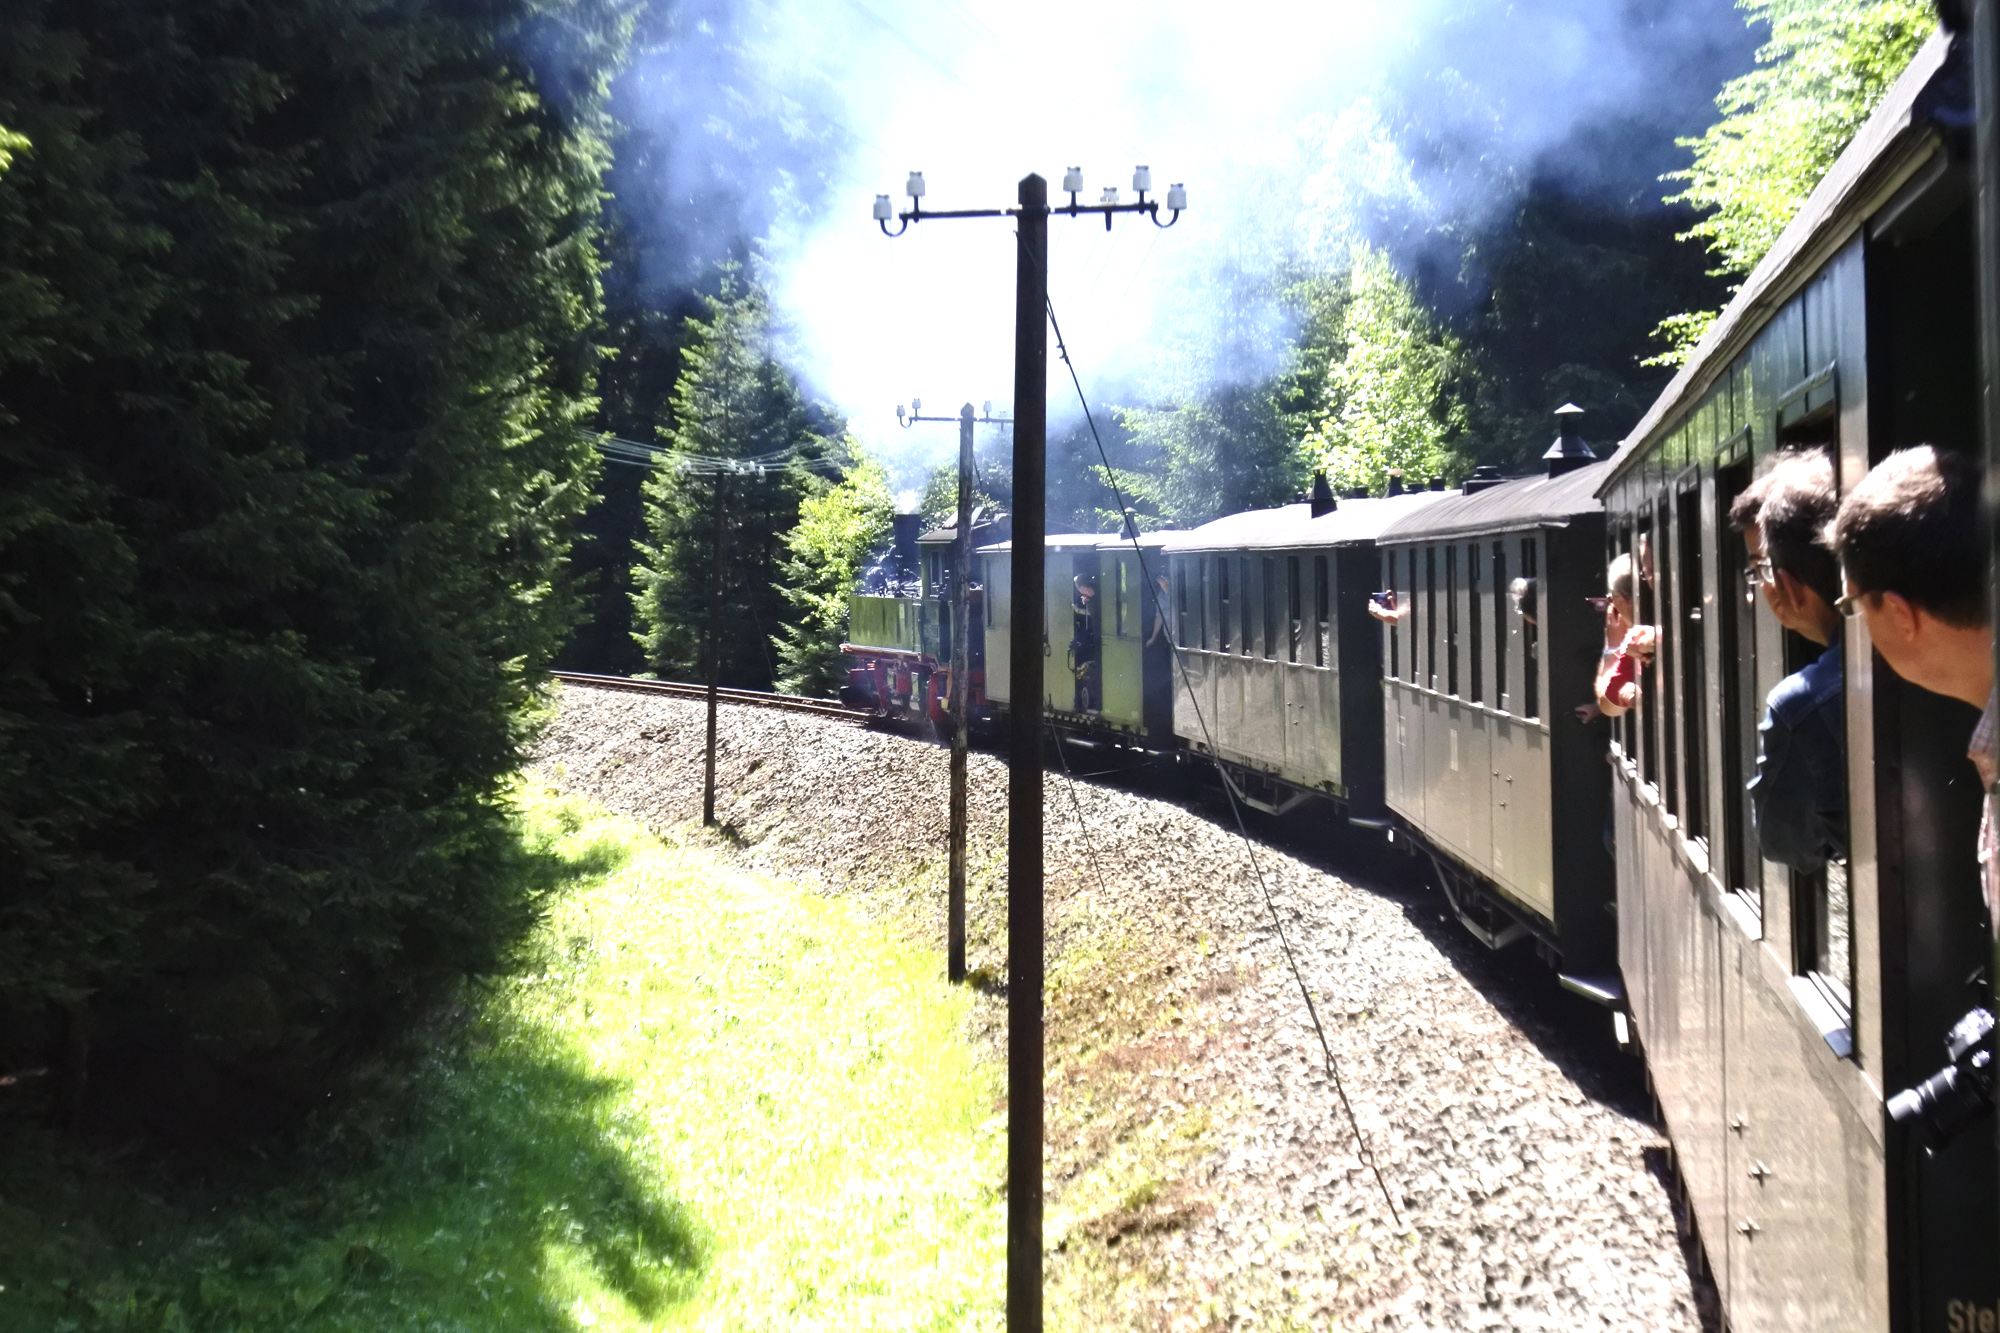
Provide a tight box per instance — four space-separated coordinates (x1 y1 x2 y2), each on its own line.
551 671 863 721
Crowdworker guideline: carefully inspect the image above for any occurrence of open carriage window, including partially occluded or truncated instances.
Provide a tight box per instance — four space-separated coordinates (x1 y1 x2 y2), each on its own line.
1425 547 1438 689
1262 556 1277 660
1637 515 1657 790
1216 557 1231 652
1446 544 1460 696
1240 557 1255 656
1314 554 1330 668
1468 542 1483 704
1676 483 1707 845
1492 541 1507 708
1287 555 1302 663
1520 537 1539 719
1715 463 1758 911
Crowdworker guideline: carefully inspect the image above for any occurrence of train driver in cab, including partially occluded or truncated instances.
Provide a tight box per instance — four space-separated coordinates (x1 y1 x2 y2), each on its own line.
1828 445 1995 926
1728 448 1847 874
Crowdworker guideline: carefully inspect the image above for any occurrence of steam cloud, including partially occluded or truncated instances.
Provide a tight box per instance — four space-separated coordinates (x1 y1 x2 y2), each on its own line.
611 0 1756 486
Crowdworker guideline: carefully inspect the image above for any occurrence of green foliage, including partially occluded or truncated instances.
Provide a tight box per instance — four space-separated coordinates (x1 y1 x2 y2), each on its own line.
0 0 629 1111
0 785 1004 1331
1111 386 1304 529
1448 183 1731 467
1650 0 1934 363
631 267 843 688
0 125 24 176
774 450 893 696
1300 244 1467 493
1106 266 1333 529
1640 309 1724 368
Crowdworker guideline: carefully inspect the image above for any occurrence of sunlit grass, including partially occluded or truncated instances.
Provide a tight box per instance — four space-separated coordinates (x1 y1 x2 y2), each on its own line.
0 783 1004 1331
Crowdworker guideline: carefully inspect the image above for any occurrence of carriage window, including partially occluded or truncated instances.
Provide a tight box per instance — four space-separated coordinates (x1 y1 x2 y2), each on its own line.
1677 486 1706 843
1468 543 1483 704
1385 552 1400 678
1657 497 1680 819
1287 555 1302 663
1241 557 1255 656
1446 544 1460 696
1492 541 1507 708
1216 557 1231 652
1262 557 1277 660
1115 559 1129 638
1425 547 1438 689
1174 559 1188 647
1716 465 1758 911
1637 518 1658 790
1521 538 1539 719
1314 554 1330 668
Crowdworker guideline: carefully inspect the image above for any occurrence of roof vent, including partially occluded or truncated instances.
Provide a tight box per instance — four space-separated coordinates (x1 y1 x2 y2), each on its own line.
1428 475 1446 491
1309 470 1337 518
1462 464 1506 494
1344 485 1370 499
1385 469 1405 497
1543 403 1597 477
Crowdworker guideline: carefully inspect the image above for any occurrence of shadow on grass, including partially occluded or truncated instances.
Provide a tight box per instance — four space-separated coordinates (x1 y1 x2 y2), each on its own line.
2 1010 703 1332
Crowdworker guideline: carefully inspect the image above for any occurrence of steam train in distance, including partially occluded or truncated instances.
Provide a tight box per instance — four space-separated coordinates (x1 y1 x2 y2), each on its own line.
840 31 1998 1333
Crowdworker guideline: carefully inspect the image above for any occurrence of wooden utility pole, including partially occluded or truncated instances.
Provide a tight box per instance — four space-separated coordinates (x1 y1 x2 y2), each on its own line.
869 162 1180 1333
1006 171 1048 1333
949 402 974 983
703 473 726 826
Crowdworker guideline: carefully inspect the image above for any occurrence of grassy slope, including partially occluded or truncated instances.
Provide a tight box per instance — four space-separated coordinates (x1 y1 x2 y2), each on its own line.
0 785 1003 1331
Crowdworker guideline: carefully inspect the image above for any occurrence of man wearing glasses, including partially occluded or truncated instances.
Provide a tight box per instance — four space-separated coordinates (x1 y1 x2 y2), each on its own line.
1727 448 1847 873
1828 445 1994 928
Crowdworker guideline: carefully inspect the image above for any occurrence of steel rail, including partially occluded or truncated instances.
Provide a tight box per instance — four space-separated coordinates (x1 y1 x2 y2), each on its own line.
550 671 862 721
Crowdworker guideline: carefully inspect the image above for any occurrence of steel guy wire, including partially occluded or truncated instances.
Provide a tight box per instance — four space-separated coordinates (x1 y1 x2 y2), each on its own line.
1036 267 1403 1228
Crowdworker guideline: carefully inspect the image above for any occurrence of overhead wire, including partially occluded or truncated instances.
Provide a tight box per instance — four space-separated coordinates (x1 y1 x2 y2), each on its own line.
1031 249 1404 1228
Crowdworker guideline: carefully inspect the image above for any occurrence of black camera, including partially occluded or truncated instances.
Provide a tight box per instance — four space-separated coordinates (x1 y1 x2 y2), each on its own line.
1888 1006 1995 1151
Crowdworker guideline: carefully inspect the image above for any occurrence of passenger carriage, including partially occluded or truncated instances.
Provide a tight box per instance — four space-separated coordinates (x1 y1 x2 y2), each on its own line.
1156 485 1448 817
1374 445 1619 989
1598 31 1996 1329
977 531 1176 747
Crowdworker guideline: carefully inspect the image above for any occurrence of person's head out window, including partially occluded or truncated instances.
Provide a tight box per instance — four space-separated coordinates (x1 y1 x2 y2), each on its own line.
1509 576 1538 626
1730 447 1842 648
1829 445 1992 709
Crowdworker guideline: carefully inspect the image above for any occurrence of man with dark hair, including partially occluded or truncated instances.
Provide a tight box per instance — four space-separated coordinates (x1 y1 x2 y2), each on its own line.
1728 448 1846 872
1828 445 1995 925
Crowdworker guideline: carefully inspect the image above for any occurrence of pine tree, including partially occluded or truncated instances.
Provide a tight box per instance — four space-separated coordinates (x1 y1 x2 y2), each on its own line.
0 0 630 1118
774 451 893 696
632 268 839 688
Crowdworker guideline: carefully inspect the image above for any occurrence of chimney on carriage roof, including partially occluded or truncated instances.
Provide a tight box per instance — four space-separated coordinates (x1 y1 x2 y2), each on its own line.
1309 470 1337 518
1462 464 1505 494
1385 468 1405 497
1543 403 1596 477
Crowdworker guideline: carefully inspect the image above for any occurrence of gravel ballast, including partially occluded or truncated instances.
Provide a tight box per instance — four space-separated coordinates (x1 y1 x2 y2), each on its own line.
531 682 1710 1331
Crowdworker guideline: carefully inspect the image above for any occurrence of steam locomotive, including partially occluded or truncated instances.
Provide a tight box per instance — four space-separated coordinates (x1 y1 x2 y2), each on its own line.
840 28 1995 1332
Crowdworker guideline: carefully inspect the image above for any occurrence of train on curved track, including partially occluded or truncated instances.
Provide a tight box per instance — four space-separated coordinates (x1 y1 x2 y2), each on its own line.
839 28 1996 1333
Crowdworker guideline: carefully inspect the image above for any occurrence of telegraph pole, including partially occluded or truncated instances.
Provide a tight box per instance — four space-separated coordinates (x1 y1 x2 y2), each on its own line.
951 403 975 982
898 397 1011 984
1006 173 1049 1330
703 472 726 826
872 163 1182 1333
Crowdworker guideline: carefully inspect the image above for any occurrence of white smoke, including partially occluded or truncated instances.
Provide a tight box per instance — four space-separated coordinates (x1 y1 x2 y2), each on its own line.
614 0 1756 488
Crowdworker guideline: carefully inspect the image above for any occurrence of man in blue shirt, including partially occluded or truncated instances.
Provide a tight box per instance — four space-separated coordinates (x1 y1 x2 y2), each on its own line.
1728 448 1845 872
